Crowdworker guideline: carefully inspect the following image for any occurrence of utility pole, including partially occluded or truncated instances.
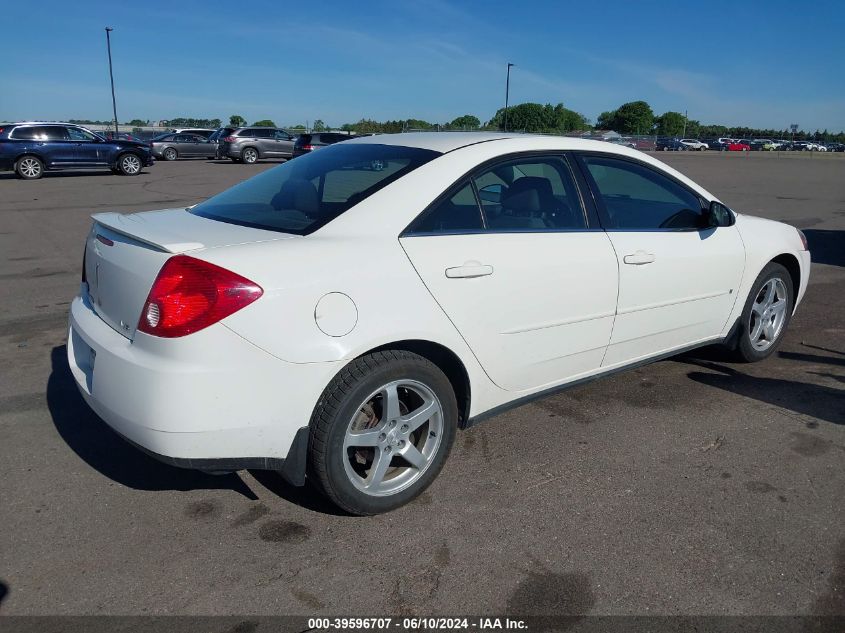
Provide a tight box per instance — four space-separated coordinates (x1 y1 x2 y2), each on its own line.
503 63 515 132
105 27 119 134
683 109 688 138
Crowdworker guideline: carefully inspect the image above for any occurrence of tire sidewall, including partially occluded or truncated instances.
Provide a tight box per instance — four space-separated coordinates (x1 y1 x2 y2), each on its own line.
314 356 457 515
736 263 794 362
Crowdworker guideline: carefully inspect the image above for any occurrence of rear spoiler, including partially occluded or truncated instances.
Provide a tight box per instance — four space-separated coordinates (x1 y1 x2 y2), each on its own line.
91 212 204 253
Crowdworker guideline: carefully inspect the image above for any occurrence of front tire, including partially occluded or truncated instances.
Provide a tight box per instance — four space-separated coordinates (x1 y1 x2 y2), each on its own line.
733 262 793 362
16 155 44 179
117 153 142 176
308 350 458 515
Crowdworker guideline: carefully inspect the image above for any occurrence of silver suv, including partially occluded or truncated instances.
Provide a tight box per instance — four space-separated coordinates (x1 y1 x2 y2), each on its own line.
218 127 296 163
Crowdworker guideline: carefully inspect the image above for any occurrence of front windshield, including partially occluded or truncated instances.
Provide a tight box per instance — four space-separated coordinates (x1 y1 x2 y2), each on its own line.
191 143 440 235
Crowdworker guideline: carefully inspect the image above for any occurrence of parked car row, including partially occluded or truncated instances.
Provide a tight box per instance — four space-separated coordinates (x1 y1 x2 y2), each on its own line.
0 121 358 179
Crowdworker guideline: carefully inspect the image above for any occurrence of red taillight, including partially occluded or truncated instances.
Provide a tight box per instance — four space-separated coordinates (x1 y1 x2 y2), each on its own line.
137 255 263 338
223 136 236 142
301 144 315 151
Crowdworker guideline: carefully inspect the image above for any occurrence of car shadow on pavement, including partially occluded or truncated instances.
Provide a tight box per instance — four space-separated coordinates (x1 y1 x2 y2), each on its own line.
803 229 845 267
47 345 258 499
678 357 844 426
248 470 352 516
0 580 8 611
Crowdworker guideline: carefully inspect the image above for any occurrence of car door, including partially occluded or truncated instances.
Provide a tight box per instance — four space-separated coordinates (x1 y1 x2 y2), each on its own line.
272 129 295 157
194 135 216 157
18 126 75 167
248 128 273 157
172 134 196 156
65 126 106 165
575 153 745 368
400 154 619 392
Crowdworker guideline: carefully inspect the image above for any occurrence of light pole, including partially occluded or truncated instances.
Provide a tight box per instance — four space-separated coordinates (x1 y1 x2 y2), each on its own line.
105 27 119 134
503 62 514 132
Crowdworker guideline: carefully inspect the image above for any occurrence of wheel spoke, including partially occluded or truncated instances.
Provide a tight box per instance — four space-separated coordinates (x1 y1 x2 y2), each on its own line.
750 317 764 342
770 300 786 316
382 383 402 422
400 399 438 433
346 428 382 447
763 320 776 341
761 280 776 308
400 444 427 470
365 447 392 488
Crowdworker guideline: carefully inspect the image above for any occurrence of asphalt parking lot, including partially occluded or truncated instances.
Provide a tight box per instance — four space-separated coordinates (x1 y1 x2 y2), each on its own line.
0 152 843 618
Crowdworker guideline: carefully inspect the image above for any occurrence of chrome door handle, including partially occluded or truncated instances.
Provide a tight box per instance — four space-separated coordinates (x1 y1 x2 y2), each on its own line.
445 262 493 278
623 251 656 265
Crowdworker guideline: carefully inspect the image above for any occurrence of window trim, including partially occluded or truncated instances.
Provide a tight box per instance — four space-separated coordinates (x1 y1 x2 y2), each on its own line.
571 151 734 232
402 150 598 237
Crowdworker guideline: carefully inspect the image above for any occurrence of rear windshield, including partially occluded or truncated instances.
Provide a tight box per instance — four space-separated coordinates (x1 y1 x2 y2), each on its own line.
190 143 440 235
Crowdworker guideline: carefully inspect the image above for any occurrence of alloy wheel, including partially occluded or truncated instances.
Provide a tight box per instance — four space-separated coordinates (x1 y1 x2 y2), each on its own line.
121 155 141 174
749 278 788 351
342 379 443 496
19 158 41 178
243 148 257 163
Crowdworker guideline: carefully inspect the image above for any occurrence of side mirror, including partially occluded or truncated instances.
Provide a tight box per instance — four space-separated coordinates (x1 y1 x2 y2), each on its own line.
706 200 733 227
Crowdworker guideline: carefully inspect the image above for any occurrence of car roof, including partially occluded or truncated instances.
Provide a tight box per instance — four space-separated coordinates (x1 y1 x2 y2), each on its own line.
344 131 683 154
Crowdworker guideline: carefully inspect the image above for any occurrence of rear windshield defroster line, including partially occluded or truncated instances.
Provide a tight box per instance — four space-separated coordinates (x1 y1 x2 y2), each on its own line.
191 144 441 235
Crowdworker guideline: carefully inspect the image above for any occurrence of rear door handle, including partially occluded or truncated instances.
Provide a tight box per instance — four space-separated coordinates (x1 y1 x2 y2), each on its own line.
445 262 493 278
623 251 656 265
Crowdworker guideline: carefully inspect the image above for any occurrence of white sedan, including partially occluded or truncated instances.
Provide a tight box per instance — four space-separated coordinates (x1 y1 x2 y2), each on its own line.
679 139 708 150
68 133 811 514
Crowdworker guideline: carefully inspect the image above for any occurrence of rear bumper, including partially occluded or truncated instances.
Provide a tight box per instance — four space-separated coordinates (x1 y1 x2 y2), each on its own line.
67 290 342 479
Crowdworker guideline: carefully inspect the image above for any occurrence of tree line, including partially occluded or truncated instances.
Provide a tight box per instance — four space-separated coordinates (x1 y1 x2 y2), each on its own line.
69 102 845 141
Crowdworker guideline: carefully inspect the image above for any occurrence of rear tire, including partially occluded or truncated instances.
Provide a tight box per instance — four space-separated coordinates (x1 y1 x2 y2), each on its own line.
308 350 458 515
241 147 258 164
15 155 44 179
162 147 178 161
732 262 794 363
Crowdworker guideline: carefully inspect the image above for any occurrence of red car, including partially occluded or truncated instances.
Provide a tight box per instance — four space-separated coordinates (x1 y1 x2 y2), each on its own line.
727 140 750 151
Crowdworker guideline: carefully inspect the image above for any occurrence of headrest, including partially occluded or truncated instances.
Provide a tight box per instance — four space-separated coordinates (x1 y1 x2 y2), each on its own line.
501 177 554 213
272 179 319 215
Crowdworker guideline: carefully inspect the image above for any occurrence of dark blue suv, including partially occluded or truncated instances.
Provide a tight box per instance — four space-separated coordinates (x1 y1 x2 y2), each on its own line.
0 122 154 179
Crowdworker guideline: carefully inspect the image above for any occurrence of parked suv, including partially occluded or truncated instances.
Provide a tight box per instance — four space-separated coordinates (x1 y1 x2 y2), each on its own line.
0 122 154 179
218 127 296 163
292 132 357 157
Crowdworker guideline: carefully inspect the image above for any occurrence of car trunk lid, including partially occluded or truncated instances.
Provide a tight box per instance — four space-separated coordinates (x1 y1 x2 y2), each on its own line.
85 208 292 339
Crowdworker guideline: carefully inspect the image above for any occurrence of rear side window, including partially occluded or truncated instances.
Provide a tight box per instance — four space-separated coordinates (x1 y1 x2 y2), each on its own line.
12 126 67 140
253 128 273 138
412 182 483 233
582 156 704 230
191 144 440 235
239 129 259 137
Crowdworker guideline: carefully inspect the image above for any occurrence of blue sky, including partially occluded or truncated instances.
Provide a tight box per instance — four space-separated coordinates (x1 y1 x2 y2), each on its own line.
3 0 844 131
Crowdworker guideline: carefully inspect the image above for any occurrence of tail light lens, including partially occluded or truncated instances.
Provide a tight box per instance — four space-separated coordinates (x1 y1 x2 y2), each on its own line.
223 136 236 142
301 144 315 151
138 255 263 338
